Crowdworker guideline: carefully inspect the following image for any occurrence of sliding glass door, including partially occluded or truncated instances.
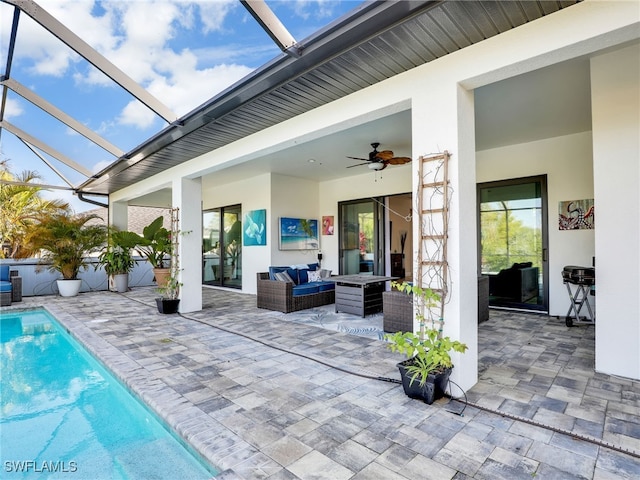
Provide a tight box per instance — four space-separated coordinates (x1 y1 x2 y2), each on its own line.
478 176 548 311
339 198 384 275
202 205 242 289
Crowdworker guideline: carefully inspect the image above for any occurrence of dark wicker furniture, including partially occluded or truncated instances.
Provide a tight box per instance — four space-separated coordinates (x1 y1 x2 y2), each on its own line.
256 272 335 313
0 267 22 306
382 290 413 333
478 275 489 323
384 276 491 331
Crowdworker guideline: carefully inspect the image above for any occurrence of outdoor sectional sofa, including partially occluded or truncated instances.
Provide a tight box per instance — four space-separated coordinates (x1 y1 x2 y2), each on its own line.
257 263 335 313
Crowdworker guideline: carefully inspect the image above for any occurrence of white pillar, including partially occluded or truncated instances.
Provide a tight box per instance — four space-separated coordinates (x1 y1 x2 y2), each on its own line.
411 82 478 392
173 177 203 313
109 200 128 230
592 43 640 380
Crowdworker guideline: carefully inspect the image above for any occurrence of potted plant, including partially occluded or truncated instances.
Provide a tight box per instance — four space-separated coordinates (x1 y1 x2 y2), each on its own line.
385 281 468 404
155 208 182 314
98 229 139 293
156 272 181 314
132 216 171 287
18 212 107 297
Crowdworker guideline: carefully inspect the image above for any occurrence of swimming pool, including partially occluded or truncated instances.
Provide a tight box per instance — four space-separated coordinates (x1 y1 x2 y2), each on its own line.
0 309 217 479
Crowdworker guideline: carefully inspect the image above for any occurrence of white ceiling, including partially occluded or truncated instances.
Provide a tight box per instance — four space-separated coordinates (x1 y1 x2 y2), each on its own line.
131 58 592 206
475 59 592 151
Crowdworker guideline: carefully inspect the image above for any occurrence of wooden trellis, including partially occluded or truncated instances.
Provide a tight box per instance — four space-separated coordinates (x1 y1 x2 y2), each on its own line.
416 151 451 337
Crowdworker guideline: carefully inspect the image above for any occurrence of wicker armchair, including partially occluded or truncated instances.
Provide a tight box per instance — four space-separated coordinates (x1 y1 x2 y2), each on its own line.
382 290 413 333
0 268 22 306
256 272 335 313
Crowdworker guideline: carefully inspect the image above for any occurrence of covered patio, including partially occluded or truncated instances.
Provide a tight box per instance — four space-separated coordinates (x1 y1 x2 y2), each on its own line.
8 288 639 478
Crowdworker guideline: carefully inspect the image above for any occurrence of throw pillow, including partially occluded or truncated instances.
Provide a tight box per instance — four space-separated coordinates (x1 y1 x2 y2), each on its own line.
274 271 295 283
320 269 332 278
307 270 322 282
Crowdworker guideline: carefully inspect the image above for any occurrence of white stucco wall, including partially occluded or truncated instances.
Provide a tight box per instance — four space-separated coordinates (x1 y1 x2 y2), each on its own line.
591 42 640 379
476 132 595 316
203 173 271 293
270 174 320 268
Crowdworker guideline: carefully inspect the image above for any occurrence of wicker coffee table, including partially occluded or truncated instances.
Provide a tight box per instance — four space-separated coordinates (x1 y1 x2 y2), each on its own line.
330 275 397 317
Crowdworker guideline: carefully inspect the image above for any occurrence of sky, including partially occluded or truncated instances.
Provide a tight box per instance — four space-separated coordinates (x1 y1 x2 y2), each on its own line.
0 0 363 212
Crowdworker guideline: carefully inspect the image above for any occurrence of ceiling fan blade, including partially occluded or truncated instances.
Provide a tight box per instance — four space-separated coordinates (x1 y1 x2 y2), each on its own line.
346 156 370 162
375 150 394 161
347 162 370 168
387 156 412 165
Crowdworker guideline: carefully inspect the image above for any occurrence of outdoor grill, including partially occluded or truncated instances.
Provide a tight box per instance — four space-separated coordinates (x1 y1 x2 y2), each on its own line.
562 265 595 327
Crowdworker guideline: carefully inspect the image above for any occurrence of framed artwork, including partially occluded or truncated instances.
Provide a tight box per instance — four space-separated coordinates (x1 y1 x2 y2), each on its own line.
243 209 266 246
559 199 594 230
279 217 319 250
322 216 334 235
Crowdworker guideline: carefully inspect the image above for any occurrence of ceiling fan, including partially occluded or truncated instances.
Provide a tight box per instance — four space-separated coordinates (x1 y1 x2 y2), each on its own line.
347 142 412 171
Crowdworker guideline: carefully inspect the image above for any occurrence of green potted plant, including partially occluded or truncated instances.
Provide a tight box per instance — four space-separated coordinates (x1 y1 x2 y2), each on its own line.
132 216 171 287
18 212 107 297
385 281 468 404
98 229 139 293
155 208 182 314
156 271 181 314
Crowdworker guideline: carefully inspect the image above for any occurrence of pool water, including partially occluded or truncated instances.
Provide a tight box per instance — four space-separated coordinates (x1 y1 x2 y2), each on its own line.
0 309 217 479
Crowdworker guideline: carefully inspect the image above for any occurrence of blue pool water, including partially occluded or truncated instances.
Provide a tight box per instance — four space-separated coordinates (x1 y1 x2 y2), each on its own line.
0 309 217 479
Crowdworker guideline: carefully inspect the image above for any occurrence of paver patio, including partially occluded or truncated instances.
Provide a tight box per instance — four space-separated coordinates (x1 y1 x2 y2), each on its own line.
4 287 639 479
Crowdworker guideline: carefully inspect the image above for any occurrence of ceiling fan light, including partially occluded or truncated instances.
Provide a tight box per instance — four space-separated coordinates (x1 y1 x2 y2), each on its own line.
368 162 384 171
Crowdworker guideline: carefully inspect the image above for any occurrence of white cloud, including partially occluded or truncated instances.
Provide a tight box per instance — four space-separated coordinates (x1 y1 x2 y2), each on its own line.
278 0 341 21
118 100 157 129
2 97 25 120
92 159 113 174
198 0 237 34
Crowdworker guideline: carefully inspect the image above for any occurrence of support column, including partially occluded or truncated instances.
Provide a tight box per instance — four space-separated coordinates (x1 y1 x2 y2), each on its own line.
109 200 128 230
592 44 640 380
173 177 203 313
411 82 478 391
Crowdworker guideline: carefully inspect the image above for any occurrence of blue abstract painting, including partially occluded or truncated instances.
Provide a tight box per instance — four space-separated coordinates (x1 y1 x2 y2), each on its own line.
244 209 266 246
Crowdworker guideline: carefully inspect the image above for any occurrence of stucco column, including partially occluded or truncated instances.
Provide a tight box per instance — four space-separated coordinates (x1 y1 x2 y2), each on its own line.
411 83 478 392
173 177 203 313
591 43 640 380
109 200 128 231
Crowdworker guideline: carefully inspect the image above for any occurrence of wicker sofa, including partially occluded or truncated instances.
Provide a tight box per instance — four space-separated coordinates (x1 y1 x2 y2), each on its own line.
256 263 335 313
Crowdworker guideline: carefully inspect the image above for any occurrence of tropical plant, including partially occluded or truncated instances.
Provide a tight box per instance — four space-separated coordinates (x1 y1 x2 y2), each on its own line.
386 328 468 386
132 216 171 268
17 212 107 279
0 162 69 258
98 229 139 275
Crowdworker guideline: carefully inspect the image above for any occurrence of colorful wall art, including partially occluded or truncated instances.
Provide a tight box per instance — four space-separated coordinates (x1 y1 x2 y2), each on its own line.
279 217 319 250
558 199 594 230
322 216 334 235
243 209 266 246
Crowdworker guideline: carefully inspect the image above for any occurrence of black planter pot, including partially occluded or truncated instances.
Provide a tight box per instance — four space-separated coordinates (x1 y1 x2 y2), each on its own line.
397 358 452 405
156 297 180 314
